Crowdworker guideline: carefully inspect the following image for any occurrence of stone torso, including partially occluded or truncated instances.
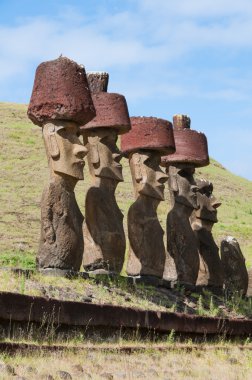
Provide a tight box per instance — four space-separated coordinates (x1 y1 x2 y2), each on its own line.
127 198 166 278
83 186 125 272
192 222 223 287
38 180 84 270
167 206 199 284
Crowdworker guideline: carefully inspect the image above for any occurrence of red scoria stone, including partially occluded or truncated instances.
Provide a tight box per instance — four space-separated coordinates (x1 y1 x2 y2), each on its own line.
27 57 96 126
161 115 209 167
121 116 175 156
80 93 131 135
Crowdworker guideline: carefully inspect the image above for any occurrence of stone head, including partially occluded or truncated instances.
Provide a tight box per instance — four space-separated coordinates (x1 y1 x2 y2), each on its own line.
43 121 88 180
129 150 168 201
195 179 221 223
83 128 123 182
168 164 199 209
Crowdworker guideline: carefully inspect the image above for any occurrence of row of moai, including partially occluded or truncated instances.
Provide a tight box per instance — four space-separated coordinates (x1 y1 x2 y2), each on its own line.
27 57 249 295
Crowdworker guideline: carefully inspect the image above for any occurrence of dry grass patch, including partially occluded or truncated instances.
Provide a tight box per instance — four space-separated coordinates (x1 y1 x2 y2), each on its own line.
0 345 252 379
0 270 251 321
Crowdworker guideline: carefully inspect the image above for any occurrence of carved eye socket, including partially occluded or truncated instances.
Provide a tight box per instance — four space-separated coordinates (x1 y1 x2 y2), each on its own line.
178 169 188 178
101 134 118 146
198 185 212 197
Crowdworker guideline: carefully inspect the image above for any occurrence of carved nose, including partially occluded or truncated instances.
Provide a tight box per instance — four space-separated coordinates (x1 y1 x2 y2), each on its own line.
112 152 123 163
212 200 222 209
74 144 88 159
191 185 199 193
157 171 168 184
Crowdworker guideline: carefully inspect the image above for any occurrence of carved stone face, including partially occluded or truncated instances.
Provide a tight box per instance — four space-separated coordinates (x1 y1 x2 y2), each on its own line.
195 180 221 223
129 151 168 200
43 121 88 180
168 164 199 209
84 128 123 182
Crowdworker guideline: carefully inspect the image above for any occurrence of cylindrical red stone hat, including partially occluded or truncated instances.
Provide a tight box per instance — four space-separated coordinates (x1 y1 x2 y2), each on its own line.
121 116 175 156
161 114 209 167
27 57 96 127
87 71 109 93
80 93 131 135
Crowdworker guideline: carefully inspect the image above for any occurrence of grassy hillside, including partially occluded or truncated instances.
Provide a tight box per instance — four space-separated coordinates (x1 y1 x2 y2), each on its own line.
0 102 252 268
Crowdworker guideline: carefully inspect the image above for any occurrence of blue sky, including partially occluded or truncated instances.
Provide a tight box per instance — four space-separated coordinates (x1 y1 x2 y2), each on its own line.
1 0 252 180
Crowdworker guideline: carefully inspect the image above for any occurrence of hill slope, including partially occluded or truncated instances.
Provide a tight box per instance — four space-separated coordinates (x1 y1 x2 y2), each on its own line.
0 102 251 268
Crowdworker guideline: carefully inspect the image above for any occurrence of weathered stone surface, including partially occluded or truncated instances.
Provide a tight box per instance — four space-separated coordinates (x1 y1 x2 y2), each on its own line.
28 57 91 270
81 93 131 134
82 128 126 273
37 121 87 271
173 114 191 129
161 115 209 167
87 71 109 93
162 115 210 285
191 179 223 287
81 76 128 273
221 236 249 295
83 184 125 273
122 117 173 278
27 57 95 126
123 155 170 277
248 268 252 297
126 187 167 278
38 177 84 270
166 164 200 284
163 253 177 281
121 116 175 156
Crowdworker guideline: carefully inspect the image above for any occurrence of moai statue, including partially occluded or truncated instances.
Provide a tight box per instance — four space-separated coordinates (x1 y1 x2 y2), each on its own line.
121 117 175 278
161 115 209 285
80 78 131 274
27 57 95 271
221 236 249 295
191 179 223 287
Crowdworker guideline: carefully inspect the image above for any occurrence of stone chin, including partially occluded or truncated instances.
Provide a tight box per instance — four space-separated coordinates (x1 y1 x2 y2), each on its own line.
139 183 165 201
197 209 218 223
94 165 124 182
53 160 85 180
175 193 199 210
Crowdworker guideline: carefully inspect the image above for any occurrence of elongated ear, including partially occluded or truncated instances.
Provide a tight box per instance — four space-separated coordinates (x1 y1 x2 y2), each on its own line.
168 166 179 192
48 134 60 158
88 135 100 164
43 124 60 159
131 153 143 182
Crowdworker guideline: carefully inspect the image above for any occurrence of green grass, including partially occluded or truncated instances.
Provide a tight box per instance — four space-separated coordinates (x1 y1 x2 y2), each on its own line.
0 250 35 269
0 102 252 269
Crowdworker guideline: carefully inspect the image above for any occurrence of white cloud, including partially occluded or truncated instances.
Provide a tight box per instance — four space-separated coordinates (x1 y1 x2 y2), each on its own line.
0 1 252 179
0 15 172 85
138 0 252 18
1 1 252 85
